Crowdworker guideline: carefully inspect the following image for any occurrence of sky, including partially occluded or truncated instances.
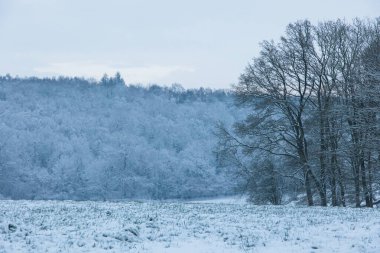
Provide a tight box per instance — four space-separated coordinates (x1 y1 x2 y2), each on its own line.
0 0 379 89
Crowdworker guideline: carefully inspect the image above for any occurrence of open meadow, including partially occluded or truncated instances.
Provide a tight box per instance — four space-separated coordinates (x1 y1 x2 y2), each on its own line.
0 200 379 252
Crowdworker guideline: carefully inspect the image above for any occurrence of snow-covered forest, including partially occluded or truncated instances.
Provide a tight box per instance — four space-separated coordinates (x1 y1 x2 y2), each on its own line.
0 75 244 200
1 18 379 209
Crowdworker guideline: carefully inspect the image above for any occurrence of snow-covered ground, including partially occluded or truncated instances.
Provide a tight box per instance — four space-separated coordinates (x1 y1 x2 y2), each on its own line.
0 200 379 253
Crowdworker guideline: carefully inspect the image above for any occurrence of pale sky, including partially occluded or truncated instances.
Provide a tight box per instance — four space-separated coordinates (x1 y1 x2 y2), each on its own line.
0 0 379 88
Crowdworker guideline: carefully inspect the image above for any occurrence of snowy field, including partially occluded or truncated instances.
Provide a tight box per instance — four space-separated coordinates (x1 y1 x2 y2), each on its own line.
0 200 379 253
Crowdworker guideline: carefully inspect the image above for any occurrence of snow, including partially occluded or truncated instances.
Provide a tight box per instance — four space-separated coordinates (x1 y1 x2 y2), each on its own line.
187 195 248 204
0 200 379 252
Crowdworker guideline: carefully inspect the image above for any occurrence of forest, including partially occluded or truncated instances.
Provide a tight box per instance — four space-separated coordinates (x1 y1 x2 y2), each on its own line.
217 18 380 207
0 75 244 200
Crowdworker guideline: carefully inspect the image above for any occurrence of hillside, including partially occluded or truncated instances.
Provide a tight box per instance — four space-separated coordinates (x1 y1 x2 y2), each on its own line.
0 76 243 200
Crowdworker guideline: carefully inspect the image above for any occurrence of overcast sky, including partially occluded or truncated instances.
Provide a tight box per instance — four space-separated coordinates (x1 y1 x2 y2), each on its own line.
0 0 379 88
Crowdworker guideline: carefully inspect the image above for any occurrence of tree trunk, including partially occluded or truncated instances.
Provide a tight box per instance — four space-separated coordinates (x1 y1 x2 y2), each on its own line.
319 124 328 206
367 152 374 207
353 160 361 207
330 136 339 206
337 164 346 207
360 151 372 207
305 170 314 206
330 169 338 206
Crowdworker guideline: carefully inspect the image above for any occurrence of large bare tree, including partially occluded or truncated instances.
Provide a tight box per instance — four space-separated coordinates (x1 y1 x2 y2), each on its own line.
218 18 380 207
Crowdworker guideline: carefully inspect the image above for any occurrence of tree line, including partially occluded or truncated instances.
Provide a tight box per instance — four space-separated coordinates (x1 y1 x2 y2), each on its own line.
217 18 380 207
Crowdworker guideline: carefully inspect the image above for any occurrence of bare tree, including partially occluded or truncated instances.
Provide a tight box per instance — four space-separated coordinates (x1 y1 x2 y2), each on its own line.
218 18 380 207
234 20 328 206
